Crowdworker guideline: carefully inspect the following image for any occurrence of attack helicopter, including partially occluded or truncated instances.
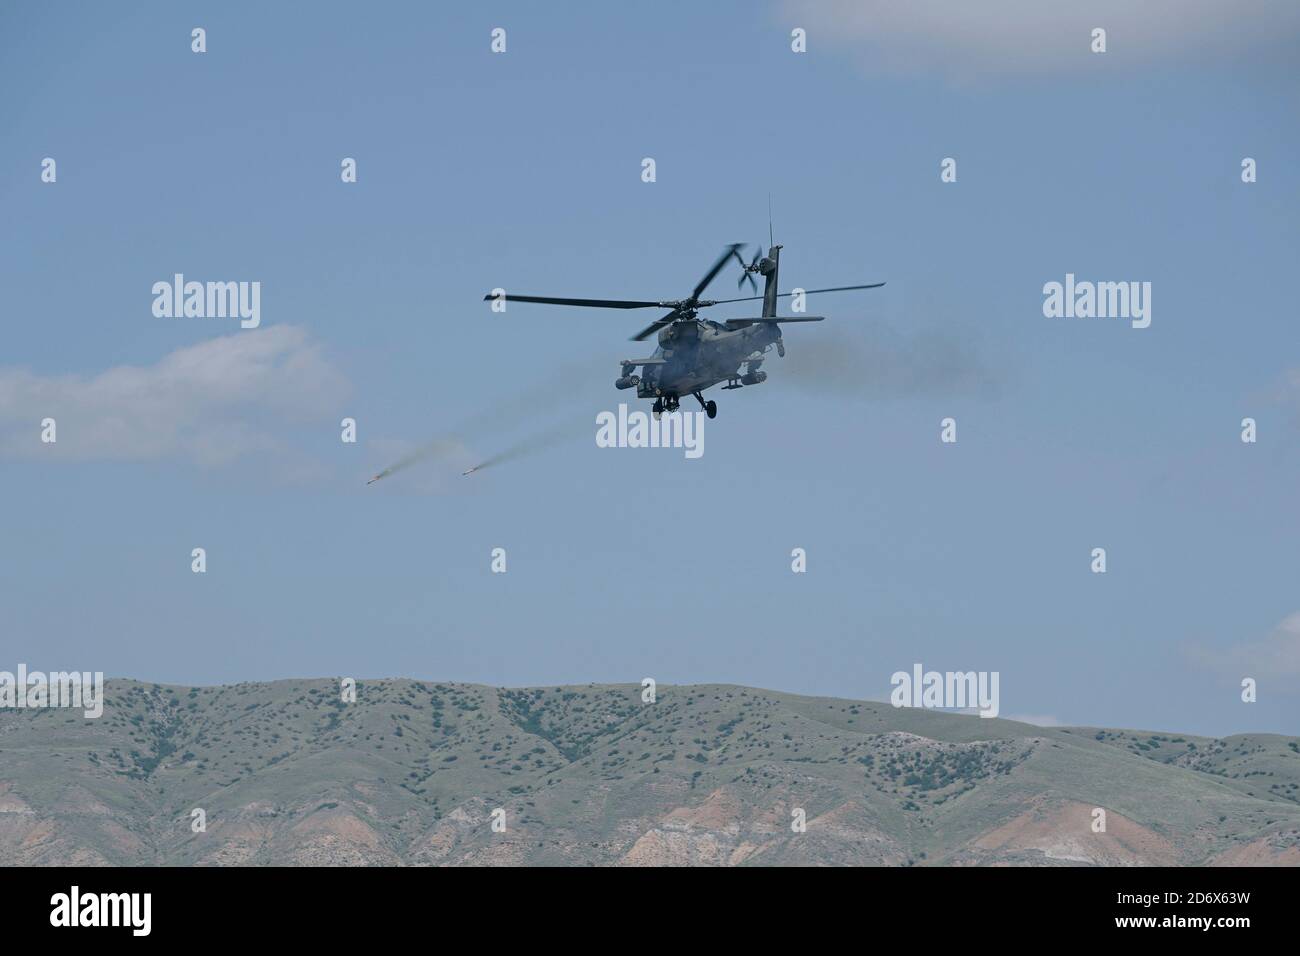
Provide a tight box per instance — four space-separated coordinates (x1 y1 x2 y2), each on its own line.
484 233 884 418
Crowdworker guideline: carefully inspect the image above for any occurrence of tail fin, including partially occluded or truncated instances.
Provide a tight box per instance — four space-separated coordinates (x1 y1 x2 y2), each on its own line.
761 245 781 318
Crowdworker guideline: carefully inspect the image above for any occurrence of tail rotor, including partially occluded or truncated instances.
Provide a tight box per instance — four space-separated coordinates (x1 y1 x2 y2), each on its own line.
737 244 762 292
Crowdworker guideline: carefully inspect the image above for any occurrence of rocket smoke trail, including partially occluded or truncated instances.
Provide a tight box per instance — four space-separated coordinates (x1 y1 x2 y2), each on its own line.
366 439 461 484
369 424 573 485
367 358 603 485
461 422 574 475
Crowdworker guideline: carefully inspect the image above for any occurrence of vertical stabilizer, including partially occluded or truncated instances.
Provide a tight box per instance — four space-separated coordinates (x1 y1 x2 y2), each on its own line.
761 245 781 318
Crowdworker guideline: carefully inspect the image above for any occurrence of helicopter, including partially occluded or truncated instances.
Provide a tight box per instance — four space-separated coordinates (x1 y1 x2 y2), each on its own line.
483 235 884 419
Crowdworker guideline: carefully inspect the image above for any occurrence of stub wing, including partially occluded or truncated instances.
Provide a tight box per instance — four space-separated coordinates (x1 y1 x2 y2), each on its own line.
620 356 667 366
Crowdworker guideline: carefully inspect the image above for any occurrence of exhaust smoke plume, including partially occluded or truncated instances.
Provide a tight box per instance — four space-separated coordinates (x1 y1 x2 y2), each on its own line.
780 325 1002 400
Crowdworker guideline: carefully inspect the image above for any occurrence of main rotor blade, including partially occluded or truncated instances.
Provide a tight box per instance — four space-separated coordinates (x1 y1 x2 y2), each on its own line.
631 309 681 341
482 293 664 309
723 316 825 328
691 244 745 302
705 282 885 306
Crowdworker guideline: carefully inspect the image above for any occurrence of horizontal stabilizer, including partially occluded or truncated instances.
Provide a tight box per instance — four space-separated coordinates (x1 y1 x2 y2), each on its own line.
709 282 885 307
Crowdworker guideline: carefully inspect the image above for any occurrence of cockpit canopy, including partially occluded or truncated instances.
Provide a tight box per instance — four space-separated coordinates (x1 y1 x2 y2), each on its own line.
657 320 702 346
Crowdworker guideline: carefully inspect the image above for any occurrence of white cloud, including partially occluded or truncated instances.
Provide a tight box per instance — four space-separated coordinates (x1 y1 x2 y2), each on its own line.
0 326 349 468
1188 612 1300 687
782 0 1300 78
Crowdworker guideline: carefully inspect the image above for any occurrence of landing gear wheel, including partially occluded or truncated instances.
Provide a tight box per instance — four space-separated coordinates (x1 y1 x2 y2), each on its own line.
704 400 717 419
652 398 663 419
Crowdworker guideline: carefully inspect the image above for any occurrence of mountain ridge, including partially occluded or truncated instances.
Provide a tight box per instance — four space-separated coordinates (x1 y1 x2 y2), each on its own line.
1 678 1296 866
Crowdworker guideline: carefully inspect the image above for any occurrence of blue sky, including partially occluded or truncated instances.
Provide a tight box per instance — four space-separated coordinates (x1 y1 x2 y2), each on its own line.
1 1 1297 735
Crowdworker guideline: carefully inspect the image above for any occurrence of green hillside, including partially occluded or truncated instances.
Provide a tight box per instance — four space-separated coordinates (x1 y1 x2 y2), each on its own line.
1 679 1296 865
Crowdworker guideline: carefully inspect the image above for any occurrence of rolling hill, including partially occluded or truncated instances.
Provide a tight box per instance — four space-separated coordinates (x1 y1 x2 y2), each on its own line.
1 678 1297 865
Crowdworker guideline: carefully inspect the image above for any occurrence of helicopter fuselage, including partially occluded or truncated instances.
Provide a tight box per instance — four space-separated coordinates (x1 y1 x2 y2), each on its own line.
619 319 779 404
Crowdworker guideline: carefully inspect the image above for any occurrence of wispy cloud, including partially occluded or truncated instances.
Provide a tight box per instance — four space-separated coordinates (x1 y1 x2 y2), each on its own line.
0 326 349 469
1271 366 1300 422
782 0 1300 79
1187 612 1300 689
